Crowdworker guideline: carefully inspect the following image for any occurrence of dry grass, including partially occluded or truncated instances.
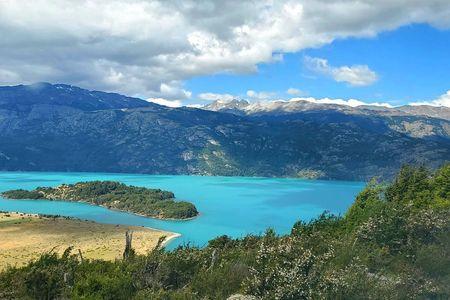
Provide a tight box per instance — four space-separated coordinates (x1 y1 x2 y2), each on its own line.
0 212 178 270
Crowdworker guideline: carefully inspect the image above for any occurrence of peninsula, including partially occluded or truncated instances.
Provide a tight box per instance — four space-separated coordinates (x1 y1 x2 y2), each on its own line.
1 181 198 220
0 212 178 270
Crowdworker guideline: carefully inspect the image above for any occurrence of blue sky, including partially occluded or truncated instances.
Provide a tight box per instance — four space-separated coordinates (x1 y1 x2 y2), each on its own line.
186 24 450 106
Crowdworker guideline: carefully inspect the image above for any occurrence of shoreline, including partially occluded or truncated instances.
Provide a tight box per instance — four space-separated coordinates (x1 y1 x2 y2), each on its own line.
0 211 180 269
1 194 199 222
0 170 368 183
161 232 182 248
1 210 182 249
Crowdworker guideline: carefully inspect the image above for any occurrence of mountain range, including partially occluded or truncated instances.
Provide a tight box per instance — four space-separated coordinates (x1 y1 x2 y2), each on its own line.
0 83 448 180
203 98 450 120
203 98 450 139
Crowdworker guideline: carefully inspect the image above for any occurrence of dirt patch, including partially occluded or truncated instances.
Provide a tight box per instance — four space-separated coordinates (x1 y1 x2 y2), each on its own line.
0 212 178 270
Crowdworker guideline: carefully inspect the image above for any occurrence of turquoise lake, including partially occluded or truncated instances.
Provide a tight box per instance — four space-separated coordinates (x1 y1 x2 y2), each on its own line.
0 172 365 249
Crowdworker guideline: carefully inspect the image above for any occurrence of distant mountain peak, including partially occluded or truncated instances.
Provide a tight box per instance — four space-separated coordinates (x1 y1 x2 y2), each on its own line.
203 98 250 112
203 98 450 120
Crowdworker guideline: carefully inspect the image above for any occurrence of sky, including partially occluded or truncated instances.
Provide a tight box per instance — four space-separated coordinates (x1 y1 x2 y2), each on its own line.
0 0 450 108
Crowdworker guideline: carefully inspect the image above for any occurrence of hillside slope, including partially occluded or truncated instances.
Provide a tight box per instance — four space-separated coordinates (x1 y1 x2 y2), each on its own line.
1 164 449 299
0 83 449 180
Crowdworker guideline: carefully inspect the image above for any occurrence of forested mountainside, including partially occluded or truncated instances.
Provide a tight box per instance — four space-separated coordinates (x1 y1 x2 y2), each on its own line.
0 83 449 180
1 164 449 299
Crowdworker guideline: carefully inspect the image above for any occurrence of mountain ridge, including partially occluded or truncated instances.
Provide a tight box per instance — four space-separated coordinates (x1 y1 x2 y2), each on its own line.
202 98 450 120
0 82 156 112
0 83 449 180
203 99 450 141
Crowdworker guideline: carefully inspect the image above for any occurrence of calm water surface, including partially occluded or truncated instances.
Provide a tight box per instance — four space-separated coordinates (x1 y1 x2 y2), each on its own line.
0 172 365 249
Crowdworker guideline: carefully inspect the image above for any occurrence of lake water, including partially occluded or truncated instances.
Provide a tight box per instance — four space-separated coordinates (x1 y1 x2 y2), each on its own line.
0 172 365 249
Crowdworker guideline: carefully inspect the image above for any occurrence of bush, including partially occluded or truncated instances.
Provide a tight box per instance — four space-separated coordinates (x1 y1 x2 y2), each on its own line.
1 165 449 299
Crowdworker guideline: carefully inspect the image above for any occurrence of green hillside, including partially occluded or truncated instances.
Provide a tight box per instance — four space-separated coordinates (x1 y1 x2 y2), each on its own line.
1 164 448 299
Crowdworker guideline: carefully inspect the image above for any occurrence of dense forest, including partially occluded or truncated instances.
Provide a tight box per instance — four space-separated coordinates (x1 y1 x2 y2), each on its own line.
0 164 449 299
1 181 198 220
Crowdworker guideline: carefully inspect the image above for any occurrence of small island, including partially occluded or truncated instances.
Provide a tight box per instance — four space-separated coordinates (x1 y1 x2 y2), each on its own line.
1 181 198 220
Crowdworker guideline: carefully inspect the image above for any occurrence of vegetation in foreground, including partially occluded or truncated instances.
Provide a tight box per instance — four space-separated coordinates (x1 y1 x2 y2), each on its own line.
0 212 175 270
1 181 198 220
0 164 449 299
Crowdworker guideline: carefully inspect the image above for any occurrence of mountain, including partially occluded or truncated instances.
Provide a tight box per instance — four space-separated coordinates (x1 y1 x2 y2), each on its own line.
203 98 450 120
0 83 449 180
396 105 450 120
203 99 450 140
203 99 250 114
0 82 155 112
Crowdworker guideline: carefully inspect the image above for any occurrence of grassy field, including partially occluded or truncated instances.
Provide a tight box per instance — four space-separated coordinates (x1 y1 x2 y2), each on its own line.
0 212 178 270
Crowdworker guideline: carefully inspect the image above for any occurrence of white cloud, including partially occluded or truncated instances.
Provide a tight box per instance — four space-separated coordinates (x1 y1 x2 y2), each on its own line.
198 93 235 102
246 90 276 100
0 69 20 84
195 91 393 108
332 65 378 86
286 88 306 96
288 97 392 107
146 98 182 108
0 0 449 97
158 82 192 100
186 103 204 108
304 56 378 86
409 90 450 107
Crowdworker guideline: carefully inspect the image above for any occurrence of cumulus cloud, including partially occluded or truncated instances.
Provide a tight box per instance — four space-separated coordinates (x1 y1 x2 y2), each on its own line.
198 93 236 102
286 88 306 96
186 103 204 108
288 97 392 107
0 0 449 97
158 83 192 100
409 90 450 107
304 56 378 86
246 90 276 100
146 98 183 108
0 69 20 84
